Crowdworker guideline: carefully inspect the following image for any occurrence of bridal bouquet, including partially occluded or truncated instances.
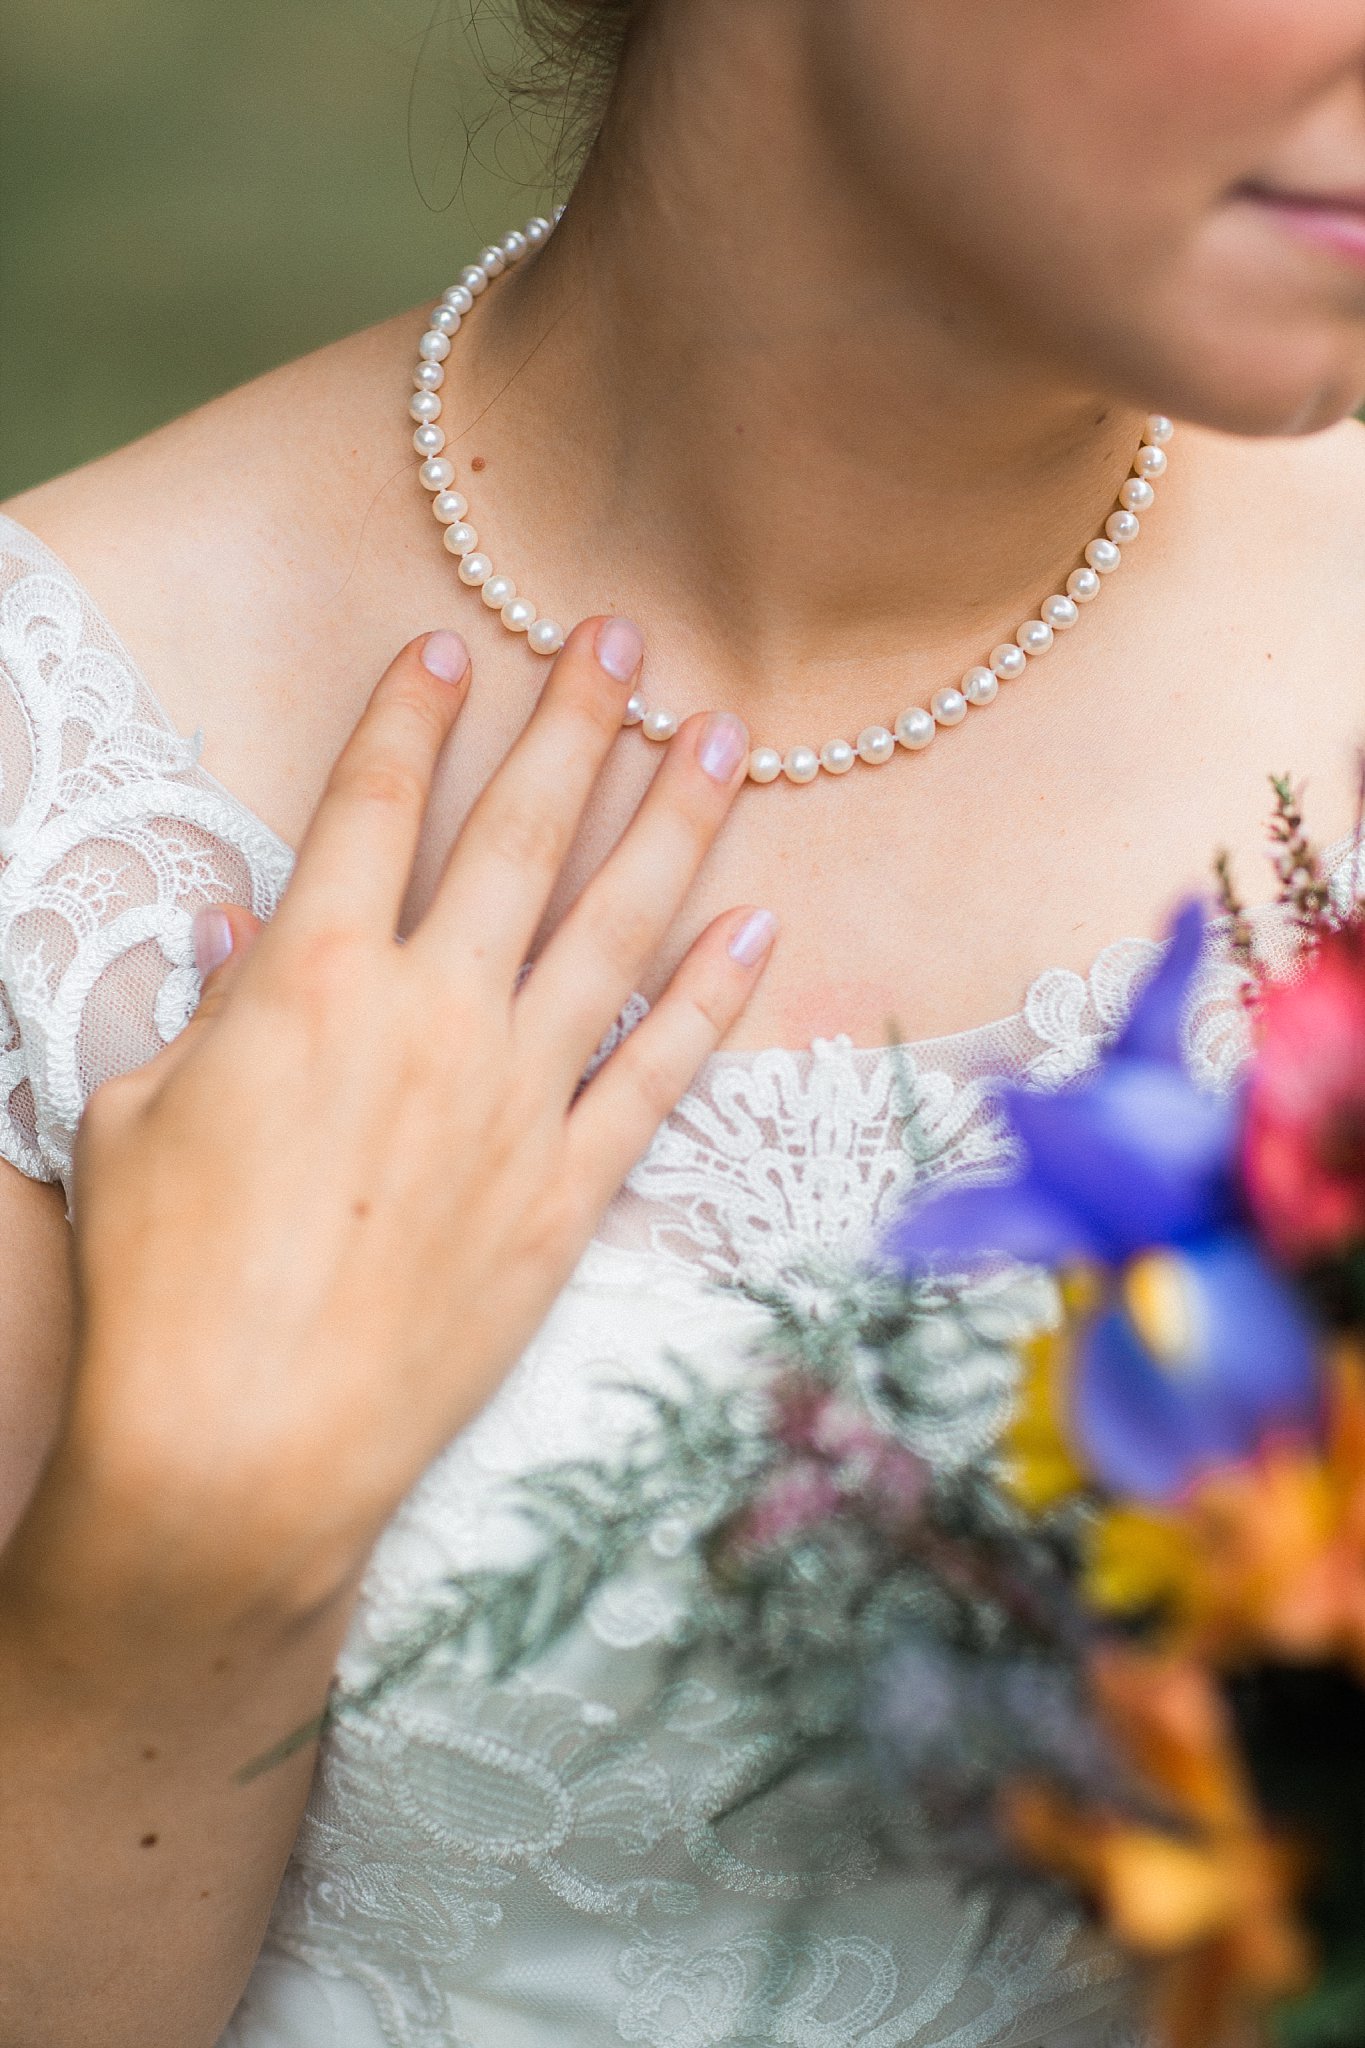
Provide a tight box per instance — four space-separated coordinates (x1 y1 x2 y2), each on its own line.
314 781 1363 2048
876 795 1365 2048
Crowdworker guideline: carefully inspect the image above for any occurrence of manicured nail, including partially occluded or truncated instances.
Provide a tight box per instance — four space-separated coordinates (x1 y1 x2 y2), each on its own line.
728 908 778 967
420 630 469 683
698 712 749 784
193 907 234 976
594 616 644 682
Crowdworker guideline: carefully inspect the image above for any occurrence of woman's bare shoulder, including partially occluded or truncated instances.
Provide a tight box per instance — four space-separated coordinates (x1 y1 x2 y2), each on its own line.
1 307 439 842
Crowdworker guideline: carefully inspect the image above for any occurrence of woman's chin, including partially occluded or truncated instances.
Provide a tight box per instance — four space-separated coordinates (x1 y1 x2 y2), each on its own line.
1113 318 1365 439
1177 371 1364 439
1140 230 1365 435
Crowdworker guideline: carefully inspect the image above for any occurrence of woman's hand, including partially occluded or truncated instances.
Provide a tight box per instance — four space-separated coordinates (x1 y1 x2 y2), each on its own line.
44 616 771 1627
1 616 770 2048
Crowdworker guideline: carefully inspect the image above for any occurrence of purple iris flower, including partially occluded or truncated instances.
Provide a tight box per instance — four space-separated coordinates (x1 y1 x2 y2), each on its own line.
886 901 1321 1501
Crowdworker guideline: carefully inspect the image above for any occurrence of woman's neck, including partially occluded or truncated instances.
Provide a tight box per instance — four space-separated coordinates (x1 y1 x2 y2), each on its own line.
462 0 1148 721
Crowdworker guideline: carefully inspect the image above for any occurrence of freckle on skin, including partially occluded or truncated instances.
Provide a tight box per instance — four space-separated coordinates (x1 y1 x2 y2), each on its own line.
352 1199 371 1220
212 1655 230 1675
140 1833 159 1849
471 454 486 472
141 1747 158 1762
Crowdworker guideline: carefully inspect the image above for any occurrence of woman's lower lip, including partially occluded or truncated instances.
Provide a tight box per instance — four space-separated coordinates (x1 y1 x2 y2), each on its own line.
1246 193 1365 272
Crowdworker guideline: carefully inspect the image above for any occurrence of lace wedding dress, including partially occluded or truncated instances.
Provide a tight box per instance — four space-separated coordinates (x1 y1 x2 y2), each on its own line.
2 511 1358 2048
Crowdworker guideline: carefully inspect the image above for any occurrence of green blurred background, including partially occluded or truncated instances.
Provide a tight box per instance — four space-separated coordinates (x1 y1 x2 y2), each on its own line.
0 0 557 497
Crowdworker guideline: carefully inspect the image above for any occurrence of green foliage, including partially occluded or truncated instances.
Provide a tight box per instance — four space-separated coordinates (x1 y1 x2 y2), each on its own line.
238 1257 1086 1802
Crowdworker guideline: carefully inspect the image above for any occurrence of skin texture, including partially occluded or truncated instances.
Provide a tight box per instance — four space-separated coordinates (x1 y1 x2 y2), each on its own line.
1 1 1364 2040
805 0 1365 435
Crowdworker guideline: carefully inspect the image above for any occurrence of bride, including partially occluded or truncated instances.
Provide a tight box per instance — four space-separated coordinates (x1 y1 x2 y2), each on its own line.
2 3 1363 2043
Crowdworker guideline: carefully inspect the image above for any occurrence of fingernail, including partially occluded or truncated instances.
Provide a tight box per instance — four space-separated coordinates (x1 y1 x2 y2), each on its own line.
594 616 644 682
698 712 749 784
727 908 778 968
193 907 234 976
421 630 469 683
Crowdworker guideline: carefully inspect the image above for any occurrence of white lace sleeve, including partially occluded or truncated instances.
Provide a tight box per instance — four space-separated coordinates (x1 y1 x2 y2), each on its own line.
0 515 293 1188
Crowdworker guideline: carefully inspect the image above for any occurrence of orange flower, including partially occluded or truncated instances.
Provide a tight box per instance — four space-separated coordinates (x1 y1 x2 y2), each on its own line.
1004 1651 1311 2048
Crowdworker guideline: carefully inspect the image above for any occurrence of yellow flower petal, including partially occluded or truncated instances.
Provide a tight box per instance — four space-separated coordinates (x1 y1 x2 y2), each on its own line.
1087 1504 1198 1615
1122 1249 1206 1376
1004 1330 1087 1510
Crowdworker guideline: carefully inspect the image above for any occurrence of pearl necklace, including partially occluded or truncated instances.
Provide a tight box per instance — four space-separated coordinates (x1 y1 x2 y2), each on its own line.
410 211 1175 787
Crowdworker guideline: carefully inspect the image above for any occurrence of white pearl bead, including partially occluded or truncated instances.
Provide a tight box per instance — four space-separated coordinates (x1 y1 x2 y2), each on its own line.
1067 565 1102 602
990 643 1028 680
414 424 446 457
457 552 493 587
820 738 856 775
1134 445 1168 480
784 745 821 783
1042 594 1080 631
442 522 478 556
414 361 446 391
502 597 536 632
553 203 567 222
433 490 469 523
419 458 455 492
896 707 936 750
1107 510 1140 546
429 305 462 336
525 217 550 247
856 725 896 765
461 264 489 296
482 575 516 609
1120 477 1155 513
644 708 679 742
961 667 998 707
748 746 783 784
409 391 442 423
1016 620 1055 657
623 692 646 726
528 618 566 656
501 230 528 263
1144 414 1175 446
1085 537 1122 574
478 246 506 277
419 329 451 363
443 284 475 315
931 688 968 726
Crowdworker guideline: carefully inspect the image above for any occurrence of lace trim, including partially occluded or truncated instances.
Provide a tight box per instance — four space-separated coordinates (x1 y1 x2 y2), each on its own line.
606 872 1353 1285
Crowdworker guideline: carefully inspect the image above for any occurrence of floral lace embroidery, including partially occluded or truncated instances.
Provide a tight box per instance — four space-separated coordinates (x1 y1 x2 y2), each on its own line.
2 512 1357 2048
0 518 291 1184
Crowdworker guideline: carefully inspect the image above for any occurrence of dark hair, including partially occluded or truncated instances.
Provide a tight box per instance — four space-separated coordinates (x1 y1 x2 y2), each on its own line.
512 0 639 162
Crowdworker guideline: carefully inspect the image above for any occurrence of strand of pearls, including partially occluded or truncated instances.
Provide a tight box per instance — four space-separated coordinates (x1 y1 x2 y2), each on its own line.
411 214 1175 787
411 212 571 655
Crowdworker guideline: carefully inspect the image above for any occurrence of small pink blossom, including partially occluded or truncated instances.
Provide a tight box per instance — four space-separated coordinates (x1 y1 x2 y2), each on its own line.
734 1459 844 1552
